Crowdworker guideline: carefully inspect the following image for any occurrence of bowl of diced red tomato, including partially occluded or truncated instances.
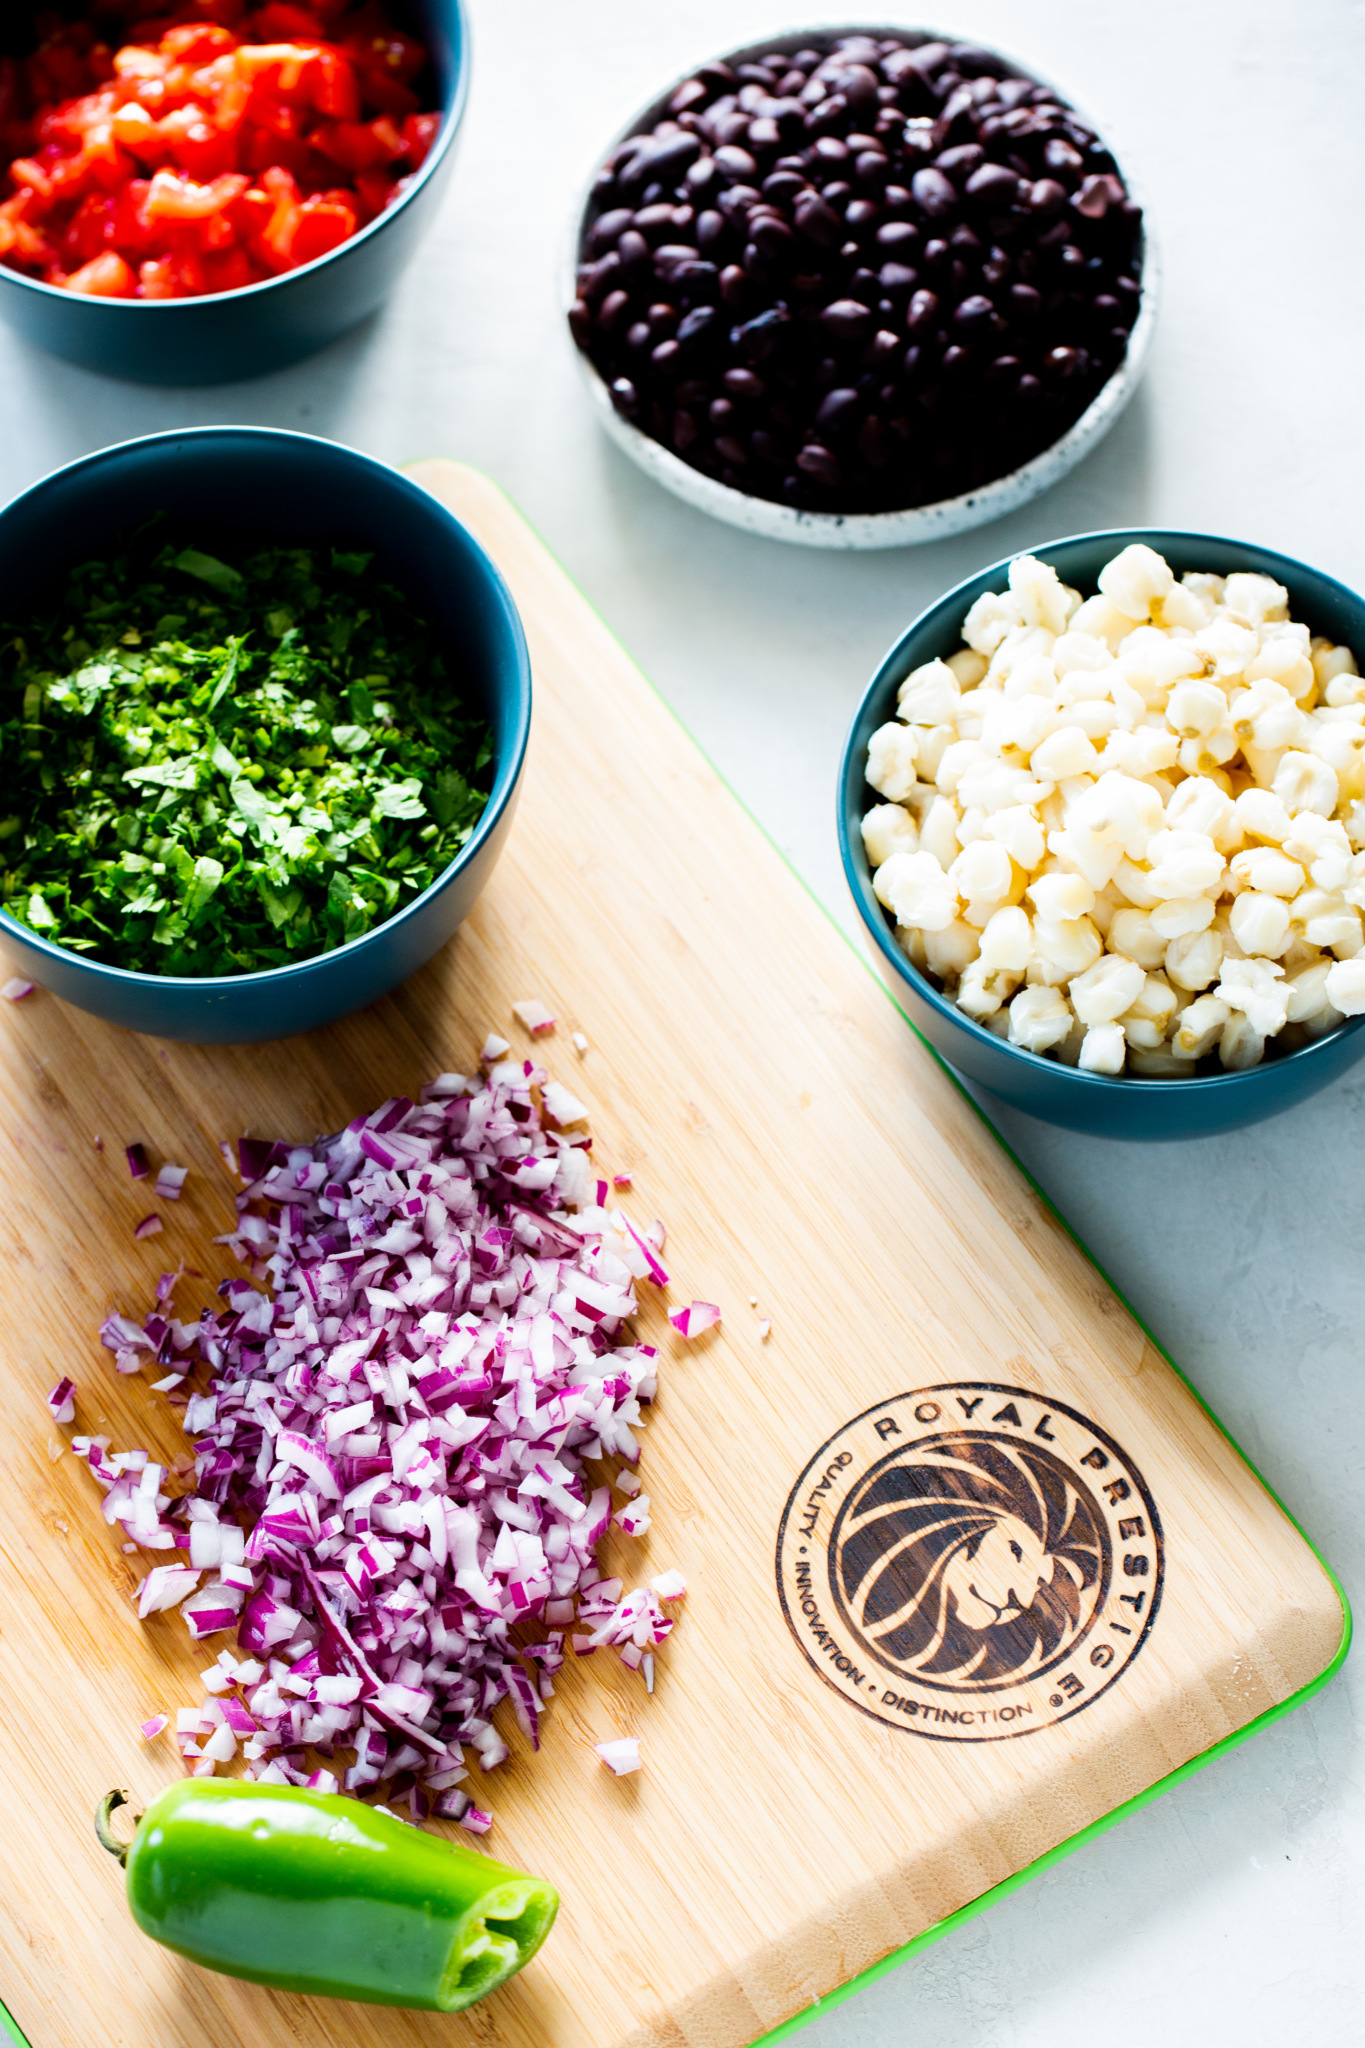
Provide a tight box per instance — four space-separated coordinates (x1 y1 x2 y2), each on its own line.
0 1 467 385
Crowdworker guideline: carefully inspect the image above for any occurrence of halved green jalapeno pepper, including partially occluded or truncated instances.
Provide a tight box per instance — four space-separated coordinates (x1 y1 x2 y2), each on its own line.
96 1780 558 2012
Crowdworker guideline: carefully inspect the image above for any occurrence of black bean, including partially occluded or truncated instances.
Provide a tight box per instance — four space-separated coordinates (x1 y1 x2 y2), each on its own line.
1010 282 1041 317
731 307 791 361
865 328 901 365
821 298 874 340
610 377 639 416
673 408 700 449
715 143 759 179
709 396 736 426
796 443 842 485
936 142 984 179
752 215 797 259
953 293 994 332
697 209 726 249
905 287 940 331
588 208 635 255
714 434 750 466
685 157 722 194
965 163 1018 204
878 261 918 298
568 299 592 345
911 167 957 215
676 306 719 349
624 321 652 353
719 264 748 307
793 189 843 246
620 131 702 196
724 366 767 398
651 338 682 372
598 289 631 330
763 170 808 204
616 229 650 275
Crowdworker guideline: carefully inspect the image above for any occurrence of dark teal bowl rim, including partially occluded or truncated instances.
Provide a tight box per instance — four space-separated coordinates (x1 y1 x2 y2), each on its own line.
837 525 1365 1103
0 424 530 997
0 0 470 315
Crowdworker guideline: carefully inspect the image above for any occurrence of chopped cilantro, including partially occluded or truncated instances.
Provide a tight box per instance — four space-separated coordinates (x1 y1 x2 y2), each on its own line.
0 538 492 977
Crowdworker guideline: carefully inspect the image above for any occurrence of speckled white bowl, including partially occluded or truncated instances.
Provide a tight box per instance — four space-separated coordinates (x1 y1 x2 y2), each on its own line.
571 27 1158 550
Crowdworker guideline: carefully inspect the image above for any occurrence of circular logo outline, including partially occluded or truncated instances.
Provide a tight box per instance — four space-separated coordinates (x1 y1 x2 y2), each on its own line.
775 1383 1164 1742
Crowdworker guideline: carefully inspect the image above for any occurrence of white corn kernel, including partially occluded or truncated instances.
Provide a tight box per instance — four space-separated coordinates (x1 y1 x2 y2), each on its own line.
861 803 919 869
1098 543 1174 623
1165 774 1234 843
946 647 988 687
1165 929 1224 991
962 589 1021 656
1178 991 1227 1056
1031 916 1102 982
1285 961 1344 1028
979 906 1032 971
1027 871 1095 922
948 840 1015 926
1052 631 1113 675
1273 749 1338 817
1229 891 1292 958
1173 994 1230 1057
1069 954 1147 1026
1070 593 1138 648
866 722 920 802
1149 895 1217 940
924 920 981 979
1229 847 1305 898
1166 680 1229 737
1129 1046 1199 1077
1031 726 1100 781
1007 983 1073 1052
1194 616 1258 678
1078 1022 1126 1073
874 851 958 931
1215 957 1290 1036
897 659 961 725
1145 829 1225 900
1223 572 1288 626
1234 787 1293 844
1324 958 1365 1015
1009 554 1072 634
955 960 1021 1019
1109 909 1168 969
984 804 1045 868
918 795 962 870
1218 1012 1266 1071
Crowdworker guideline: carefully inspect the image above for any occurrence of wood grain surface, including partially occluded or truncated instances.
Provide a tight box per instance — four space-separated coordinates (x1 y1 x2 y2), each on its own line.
0 462 1343 2048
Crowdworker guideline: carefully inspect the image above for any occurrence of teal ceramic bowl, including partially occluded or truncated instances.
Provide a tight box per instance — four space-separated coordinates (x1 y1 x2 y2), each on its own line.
0 427 530 1043
839 529 1365 1139
0 1 468 386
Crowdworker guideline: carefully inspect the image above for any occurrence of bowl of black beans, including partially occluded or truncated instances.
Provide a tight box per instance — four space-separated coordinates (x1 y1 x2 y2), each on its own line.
568 29 1156 549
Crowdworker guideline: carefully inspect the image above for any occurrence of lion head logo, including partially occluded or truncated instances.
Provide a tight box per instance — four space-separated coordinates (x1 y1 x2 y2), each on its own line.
831 1432 1108 1689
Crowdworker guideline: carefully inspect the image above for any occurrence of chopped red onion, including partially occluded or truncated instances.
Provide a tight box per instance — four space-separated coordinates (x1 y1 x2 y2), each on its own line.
669 1301 720 1339
572 1033 589 1054
759 1319 772 1341
649 1569 687 1601
127 1144 150 1180
134 1214 163 1241
155 1164 189 1202
614 1496 651 1537
138 1564 200 1618
140 1713 169 1739
592 1737 640 1776
511 1000 556 1036
78 1054 683 1826
2 978 33 1001
47 1377 75 1425
612 1173 632 1189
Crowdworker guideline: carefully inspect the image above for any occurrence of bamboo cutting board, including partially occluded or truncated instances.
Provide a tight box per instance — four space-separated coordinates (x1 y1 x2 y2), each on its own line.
0 463 1346 2048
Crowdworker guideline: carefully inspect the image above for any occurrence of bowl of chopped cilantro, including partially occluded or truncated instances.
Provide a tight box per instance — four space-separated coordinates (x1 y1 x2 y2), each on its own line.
0 425 530 1042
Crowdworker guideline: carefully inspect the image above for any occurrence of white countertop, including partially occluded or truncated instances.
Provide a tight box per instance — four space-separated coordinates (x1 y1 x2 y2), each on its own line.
1 2 1361 2042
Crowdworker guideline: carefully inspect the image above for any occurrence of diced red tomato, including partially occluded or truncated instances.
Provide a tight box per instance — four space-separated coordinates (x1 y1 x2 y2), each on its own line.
1 3 434 299
65 250 136 296
402 111 439 172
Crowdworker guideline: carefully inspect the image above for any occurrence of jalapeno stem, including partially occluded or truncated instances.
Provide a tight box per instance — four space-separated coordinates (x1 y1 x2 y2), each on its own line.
96 1788 141 1868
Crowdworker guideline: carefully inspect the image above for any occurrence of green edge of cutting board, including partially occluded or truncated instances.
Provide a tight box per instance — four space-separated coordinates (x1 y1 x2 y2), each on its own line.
0 466 1350 2048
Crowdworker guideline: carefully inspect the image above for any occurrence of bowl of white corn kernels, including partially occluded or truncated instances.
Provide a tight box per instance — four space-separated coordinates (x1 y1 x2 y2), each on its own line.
838 528 1365 1138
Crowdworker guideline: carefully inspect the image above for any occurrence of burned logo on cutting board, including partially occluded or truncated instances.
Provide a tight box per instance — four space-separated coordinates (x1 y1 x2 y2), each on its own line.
775 1384 1163 1740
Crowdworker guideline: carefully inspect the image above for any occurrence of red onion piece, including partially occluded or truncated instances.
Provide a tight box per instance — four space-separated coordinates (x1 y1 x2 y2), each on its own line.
669 1301 721 1338
47 1377 75 1425
511 1000 556 1036
126 1144 150 1180
2 978 33 1001
80 1055 684 1821
133 1214 163 1240
592 1737 640 1776
155 1164 189 1201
